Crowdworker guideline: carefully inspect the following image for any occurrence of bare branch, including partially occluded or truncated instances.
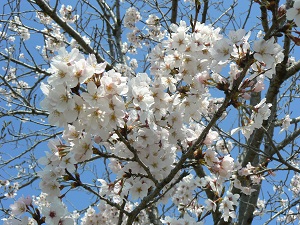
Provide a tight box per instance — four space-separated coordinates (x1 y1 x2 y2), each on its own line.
33 0 112 69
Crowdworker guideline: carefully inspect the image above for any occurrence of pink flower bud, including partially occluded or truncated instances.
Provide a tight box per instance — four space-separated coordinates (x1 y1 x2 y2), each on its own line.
278 4 286 17
242 93 251 100
21 196 32 206
252 81 265 92
94 135 102 144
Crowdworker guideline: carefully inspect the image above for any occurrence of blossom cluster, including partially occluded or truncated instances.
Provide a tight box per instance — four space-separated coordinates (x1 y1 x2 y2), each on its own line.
4 195 74 225
8 16 30 40
59 5 79 23
35 7 83 59
36 21 277 223
124 7 141 29
231 98 272 139
124 7 165 49
5 4 291 224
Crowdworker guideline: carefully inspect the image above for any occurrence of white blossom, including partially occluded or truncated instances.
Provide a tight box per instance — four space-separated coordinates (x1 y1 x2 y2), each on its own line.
286 0 300 27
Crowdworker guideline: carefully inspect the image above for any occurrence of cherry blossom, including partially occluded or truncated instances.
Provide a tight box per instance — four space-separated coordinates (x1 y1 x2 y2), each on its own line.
253 199 266 217
219 191 239 222
228 29 250 45
81 81 105 107
253 37 283 68
205 199 217 212
280 114 291 133
42 201 67 224
161 214 203 225
130 178 150 200
210 38 233 63
286 0 300 27
59 5 79 23
216 139 233 154
124 7 141 29
9 6 294 223
9 199 27 216
218 155 235 178
2 216 36 225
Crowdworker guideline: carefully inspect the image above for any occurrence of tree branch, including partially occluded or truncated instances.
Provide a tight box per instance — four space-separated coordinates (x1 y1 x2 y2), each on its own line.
170 0 178 24
33 0 112 70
